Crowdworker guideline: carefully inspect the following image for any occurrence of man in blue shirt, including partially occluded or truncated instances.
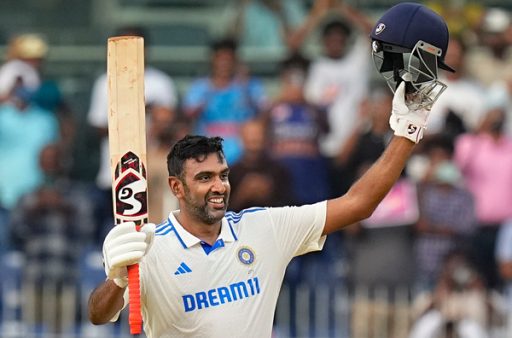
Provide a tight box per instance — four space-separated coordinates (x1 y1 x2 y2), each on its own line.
183 38 267 164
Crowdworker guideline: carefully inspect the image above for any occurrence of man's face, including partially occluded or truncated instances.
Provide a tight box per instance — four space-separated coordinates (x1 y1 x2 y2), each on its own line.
180 153 230 225
323 30 347 59
211 48 237 78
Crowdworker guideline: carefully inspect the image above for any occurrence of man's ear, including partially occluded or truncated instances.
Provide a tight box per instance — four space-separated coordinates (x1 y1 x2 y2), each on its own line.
168 176 182 197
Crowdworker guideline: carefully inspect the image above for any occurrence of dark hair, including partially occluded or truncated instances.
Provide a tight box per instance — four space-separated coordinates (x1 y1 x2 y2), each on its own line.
210 37 238 53
167 135 225 177
423 133 455 156
322 19 352 38
280 52 310 73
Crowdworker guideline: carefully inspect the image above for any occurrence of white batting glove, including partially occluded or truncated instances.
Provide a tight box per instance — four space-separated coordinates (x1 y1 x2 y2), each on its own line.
389 80 430 144
102 221 155 288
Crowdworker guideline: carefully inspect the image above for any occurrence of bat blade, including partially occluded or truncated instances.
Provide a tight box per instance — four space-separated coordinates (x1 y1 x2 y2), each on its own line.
107 35 147 335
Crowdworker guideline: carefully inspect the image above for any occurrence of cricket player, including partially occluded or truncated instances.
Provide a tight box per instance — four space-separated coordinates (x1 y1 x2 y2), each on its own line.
88 3 454 337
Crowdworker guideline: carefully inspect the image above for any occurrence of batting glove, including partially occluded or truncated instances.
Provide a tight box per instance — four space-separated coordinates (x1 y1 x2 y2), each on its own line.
102 221 155 288
389 80 430 144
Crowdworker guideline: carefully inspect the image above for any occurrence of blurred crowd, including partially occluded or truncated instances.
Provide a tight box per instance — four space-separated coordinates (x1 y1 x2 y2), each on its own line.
1 0 512 337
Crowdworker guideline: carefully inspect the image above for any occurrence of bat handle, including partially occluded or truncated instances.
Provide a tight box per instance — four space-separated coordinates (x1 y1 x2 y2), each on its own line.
128 225 143 334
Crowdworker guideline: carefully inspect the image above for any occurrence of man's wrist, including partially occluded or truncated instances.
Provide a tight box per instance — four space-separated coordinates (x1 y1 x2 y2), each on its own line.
392 116 425 143
111 277 128 289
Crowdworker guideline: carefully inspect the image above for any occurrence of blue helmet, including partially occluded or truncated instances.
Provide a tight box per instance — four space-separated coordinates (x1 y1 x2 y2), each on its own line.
370 3 454 109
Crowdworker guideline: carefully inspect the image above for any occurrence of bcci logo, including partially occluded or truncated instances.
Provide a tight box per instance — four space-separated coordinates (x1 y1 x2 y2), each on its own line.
237 247 255 265
375 23 386 35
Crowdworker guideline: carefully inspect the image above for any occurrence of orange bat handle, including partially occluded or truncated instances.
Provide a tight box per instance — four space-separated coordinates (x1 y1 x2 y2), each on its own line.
128 264 142 334
128 224 142 334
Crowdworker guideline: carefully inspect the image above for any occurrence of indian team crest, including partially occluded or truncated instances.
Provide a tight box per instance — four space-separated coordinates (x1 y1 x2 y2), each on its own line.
237 246 255 265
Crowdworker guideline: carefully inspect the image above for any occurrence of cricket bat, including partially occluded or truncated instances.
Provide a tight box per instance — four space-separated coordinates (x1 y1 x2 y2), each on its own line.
107 36 147 335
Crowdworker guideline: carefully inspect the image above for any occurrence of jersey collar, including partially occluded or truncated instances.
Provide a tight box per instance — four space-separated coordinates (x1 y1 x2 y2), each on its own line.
167 211 237 249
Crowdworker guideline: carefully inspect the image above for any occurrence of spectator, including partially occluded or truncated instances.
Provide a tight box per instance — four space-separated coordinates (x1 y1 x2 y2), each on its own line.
334 86 393 195
183 37 267 165
427 37 487 138
0 34 60 253
10 143 95 332
265 52 330 205
226 0 308 52
0 33 74 151
454 105 512 290
87 25 178 239
413 135 477 293
0 33 47 100
409 250 499 338
304 1 373 158
229 119 293 211
466 7 512 88
0 77 59 212
147 110 191 223
225 0 352 54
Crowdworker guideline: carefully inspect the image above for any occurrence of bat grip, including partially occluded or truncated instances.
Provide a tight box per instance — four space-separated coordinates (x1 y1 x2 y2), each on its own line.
128 224 142 335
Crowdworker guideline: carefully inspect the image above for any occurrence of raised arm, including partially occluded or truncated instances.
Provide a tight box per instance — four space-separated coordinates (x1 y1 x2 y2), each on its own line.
324 136 413 234
323 81 428 235
286 0 332 51
334 1 374 35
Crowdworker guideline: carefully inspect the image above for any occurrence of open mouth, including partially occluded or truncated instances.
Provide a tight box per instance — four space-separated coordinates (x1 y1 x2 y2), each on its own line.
207 196 225 208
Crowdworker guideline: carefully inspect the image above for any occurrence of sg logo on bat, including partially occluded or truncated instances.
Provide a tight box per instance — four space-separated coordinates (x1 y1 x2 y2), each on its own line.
113 151 148 222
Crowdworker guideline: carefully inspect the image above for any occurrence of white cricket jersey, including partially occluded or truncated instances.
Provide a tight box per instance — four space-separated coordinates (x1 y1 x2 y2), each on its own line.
138 201 327 338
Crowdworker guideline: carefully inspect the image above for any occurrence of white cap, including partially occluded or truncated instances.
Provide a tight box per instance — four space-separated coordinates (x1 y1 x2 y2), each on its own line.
482 8 511 34
7 33 48 59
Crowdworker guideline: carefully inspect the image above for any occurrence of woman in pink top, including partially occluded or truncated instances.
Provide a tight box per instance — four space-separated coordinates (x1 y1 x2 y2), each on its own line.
454 106 512 289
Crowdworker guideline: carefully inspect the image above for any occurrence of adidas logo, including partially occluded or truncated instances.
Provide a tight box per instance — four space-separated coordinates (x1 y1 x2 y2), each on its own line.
174 262 192 275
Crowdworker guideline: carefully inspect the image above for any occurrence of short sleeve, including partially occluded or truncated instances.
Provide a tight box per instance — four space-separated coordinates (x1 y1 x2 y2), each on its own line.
87 74 108 128
87 69 177 129
266 201 327 261
248 79 267 110
144 67 177 109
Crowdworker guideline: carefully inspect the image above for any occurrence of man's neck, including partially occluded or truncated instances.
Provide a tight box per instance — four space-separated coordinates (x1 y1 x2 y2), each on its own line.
175 212 222 245
211 74 233 88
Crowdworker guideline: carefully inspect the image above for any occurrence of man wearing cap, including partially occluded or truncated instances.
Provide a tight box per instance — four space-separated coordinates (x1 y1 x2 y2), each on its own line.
466 7 512 88
0 40 59 236
0 33 48 101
